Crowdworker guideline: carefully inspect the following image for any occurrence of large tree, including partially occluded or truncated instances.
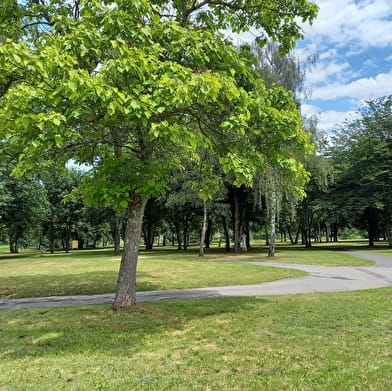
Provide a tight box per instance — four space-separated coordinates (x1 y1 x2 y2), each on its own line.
0 0 316 308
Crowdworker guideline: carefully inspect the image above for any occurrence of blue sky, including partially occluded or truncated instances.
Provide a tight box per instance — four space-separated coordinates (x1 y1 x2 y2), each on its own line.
296 0 392 132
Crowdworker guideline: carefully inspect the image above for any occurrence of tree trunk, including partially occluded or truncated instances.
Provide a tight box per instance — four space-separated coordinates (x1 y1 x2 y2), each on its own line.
268 188 277 257
174 222 183 250
113 212 123 255
183 218 190 250
112 195 148 309
244 226 250 250
199 202 208 257
233 189 241 252
9 235 18 253
365 208 377 247
288 227 294 244
142 223 154 250
204 218 213 249
385 210 392 247
49 236 55 254
65 225 71 253
222 217 230 251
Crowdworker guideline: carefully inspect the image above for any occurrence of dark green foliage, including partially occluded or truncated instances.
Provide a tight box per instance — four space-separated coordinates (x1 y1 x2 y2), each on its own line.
331 96 392 246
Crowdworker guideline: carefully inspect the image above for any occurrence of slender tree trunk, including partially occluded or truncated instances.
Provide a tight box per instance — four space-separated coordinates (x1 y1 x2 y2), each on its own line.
325 223 330 243
366 208 377 247
385 211 392 247
294 227 300 245
222 217 230 251
142 223 154 250
65 225 71 253
113 195 148 309
245 226 250 250
49 234 55 254
288 227 294 244
114 212 124 255
265 225 269 246
183 218 190 250
204 218 213 249
233 189 241 252
199 202 208 257
268 188 277 257
174 222 183 250
9 235 18 253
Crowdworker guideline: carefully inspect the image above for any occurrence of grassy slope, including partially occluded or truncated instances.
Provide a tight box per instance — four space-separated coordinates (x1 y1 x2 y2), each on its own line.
1 288 391 390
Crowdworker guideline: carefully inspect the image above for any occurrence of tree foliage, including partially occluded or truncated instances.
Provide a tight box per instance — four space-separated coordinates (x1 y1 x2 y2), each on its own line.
0 0 317 307
331 96 392 246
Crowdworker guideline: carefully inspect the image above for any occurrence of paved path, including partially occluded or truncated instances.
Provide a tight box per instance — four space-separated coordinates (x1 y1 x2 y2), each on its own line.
1 251 391 310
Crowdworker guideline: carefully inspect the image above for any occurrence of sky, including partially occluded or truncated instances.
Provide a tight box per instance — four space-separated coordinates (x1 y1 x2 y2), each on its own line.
296 0 392 133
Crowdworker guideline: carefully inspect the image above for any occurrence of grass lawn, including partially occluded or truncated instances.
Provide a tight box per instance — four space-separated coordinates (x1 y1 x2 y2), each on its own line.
245 243 375 266
0 248 306 299
1 288 391 390
0 241 381 299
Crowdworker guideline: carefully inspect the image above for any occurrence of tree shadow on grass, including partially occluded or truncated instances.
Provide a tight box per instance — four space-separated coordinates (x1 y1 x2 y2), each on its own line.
0 296 269 360
0 270 163 299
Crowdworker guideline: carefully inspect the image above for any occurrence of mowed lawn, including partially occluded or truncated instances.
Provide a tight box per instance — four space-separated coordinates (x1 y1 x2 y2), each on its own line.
0 247 307 299
0 241 379 299
1 288 391 390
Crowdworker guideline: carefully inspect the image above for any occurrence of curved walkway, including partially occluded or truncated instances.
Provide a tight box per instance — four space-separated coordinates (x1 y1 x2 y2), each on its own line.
1 251 392 310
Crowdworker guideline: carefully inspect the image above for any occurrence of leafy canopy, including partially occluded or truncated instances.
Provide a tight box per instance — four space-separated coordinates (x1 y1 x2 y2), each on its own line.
0 0 314 208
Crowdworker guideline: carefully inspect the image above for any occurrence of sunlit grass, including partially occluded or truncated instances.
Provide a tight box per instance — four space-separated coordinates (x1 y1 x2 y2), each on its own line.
1 288 391 390
0 248 305 299
1 240 387 299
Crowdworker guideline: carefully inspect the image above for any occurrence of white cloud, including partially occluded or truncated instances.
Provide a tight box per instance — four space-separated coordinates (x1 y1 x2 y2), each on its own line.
306 61 352 85
304 0 392 49
301 104 359 131
312 70 392 100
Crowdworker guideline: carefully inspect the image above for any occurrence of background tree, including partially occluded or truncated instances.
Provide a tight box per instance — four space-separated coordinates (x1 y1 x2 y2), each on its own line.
331 96 392 246
0 172 48 253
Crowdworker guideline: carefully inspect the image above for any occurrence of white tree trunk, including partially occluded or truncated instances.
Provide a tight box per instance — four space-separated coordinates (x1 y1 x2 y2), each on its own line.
199 201 208 257
268 187 277 257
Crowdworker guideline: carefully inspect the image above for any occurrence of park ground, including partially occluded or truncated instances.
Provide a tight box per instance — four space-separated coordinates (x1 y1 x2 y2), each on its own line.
0 240 391 390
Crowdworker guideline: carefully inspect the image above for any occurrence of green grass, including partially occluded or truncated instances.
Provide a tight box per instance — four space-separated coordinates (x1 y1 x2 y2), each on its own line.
0 248 305 299
245 243 375 266
1 241 383 299
1 288 391 390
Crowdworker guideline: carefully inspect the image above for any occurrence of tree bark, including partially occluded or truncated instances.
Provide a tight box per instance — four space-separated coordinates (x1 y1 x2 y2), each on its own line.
199 202 208 257
268 188 277 257
233 189 241 252
174 222 183 250
204 218 213 248
9 235 18 253
183 218 190 250
112 195 148 309
365 208 377 247
142 223 154 250
222 217 230 251
113 212 123 255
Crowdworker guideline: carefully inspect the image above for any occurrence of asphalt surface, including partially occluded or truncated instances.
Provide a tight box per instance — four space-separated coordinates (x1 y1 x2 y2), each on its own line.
1 251 391 310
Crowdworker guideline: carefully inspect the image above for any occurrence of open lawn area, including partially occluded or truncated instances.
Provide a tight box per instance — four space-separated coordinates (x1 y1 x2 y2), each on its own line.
0 247 307 299
246 244 376 266
0 242 380 299
1 288 391 390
